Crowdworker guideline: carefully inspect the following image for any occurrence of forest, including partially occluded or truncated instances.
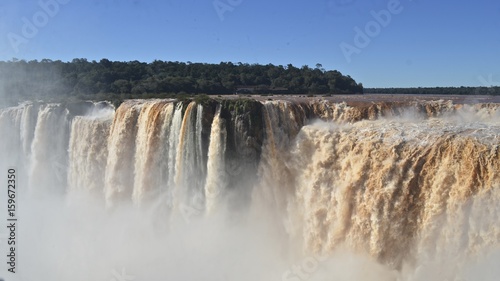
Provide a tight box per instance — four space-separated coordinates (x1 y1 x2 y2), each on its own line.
366 87 500 95
0 59 363 105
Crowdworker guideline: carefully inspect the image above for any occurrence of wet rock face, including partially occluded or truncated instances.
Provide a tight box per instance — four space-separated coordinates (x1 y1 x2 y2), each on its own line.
219 99 264 202
64 101 96 117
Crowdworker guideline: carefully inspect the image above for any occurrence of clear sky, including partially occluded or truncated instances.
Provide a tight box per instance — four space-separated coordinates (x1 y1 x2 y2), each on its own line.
0 0 499 87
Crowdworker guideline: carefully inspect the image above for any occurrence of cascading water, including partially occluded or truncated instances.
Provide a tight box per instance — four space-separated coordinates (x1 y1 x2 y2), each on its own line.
20 103 38 161
68 111 113 194
204 106 227 214
29 104 71 194
104 101 143 206
173 102 206 215
0 106 24 168
287 119 500 263
167 102 183 189
132 101 174 205
1 98 500 281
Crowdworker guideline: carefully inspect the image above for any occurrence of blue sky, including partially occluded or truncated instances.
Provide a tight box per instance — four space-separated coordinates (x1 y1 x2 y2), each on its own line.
0 0 499 87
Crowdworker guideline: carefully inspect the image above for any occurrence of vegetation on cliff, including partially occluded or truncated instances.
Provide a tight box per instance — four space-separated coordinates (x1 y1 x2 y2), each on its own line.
0 59 363 105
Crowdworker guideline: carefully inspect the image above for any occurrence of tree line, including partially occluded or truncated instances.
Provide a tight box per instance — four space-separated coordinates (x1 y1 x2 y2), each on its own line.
365 87 500 95
0 59 363 103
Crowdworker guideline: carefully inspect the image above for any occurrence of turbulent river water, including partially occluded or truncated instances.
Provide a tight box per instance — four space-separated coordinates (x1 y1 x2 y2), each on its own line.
0 97 499 281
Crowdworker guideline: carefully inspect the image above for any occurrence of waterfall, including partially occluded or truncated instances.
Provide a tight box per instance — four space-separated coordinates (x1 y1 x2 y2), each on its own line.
1 98 500 280
0 106 24 169
133 101 174 205
167 102 183 192
68 114 113 194
173 102 206 213
20 103 38 159
195 104 205 184
294 120 500 272
104 100 143 207
254 101 308 215
29 104 70 193
204 106 227 214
